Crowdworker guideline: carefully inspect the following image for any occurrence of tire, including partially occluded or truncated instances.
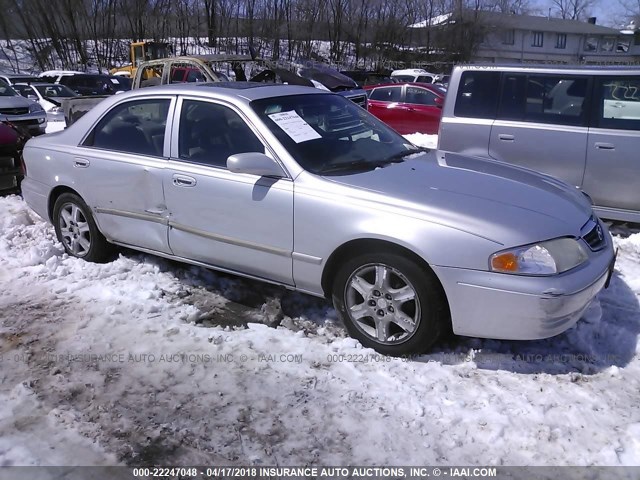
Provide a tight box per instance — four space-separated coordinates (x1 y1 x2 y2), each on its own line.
332 252 449 356
53 193 112 262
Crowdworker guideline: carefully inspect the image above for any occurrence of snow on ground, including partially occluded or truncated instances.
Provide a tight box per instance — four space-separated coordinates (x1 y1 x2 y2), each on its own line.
1 187 640 466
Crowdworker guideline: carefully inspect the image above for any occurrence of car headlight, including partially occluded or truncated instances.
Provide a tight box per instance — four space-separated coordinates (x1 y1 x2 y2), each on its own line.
29 102 44 113
490 238 588 275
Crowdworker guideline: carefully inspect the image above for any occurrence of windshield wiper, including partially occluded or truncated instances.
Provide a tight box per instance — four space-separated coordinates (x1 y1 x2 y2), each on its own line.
318 159 380 174
381 147 430 164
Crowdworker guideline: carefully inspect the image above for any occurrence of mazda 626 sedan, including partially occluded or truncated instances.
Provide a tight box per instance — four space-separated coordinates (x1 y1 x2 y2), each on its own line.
21 82 616 356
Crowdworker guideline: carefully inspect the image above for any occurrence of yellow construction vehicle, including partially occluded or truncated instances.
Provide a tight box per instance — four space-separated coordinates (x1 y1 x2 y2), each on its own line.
110 41 173 78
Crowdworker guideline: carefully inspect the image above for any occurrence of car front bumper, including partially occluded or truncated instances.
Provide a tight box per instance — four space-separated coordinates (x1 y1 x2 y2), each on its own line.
0 113 47 136
432 238 615 341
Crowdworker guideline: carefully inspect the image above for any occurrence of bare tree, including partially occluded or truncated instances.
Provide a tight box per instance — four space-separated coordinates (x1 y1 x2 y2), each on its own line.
551 0 598 20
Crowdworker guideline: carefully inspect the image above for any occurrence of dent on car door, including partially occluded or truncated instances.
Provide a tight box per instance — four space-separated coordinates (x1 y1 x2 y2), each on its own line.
79 97 174 253
583 76 640 214
164 98 294 285
488 73 588 188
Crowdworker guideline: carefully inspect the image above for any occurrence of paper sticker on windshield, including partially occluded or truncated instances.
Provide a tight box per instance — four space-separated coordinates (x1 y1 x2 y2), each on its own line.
268 110 321 143
110 78 120 84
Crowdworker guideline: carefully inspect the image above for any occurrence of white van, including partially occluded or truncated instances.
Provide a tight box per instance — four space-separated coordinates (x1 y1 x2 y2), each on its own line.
439 64 640 223
391 68 441 84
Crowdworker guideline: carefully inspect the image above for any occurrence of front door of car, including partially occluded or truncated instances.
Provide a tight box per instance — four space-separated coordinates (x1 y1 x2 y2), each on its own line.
76 97 174 253
488 73 589 188
583 76 640 215
164 97 294 285
401 85 442 134
366 86 404 133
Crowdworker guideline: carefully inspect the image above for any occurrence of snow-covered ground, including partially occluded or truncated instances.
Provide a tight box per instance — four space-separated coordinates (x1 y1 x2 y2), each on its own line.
1 130 639 468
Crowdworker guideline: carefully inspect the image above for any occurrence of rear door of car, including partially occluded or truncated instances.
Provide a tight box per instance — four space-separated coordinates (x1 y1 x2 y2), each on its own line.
366 85 405 132
163 97 294 285
583 75 640 217
488 72 589 188
401 85 442 134
77 96 174 253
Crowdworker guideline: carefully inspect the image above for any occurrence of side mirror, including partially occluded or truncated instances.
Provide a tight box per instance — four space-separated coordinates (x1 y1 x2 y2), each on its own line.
434 96 444 108
27 94 38 100
227 152 287 178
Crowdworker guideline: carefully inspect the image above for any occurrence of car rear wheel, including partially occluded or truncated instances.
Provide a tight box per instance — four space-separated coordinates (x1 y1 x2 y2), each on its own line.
53 193 112 262
332 252 449 356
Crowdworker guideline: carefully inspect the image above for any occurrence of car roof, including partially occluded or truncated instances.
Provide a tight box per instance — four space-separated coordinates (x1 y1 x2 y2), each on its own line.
363 82 445 95
120 82 326 102
456 64 640 75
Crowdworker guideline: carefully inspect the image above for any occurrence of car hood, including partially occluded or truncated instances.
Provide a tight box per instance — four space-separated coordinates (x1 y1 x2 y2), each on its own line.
0 95 31 109
322 150 593 246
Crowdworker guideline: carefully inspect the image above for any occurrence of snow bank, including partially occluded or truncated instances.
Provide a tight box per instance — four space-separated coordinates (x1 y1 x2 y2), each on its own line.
1 193 639 467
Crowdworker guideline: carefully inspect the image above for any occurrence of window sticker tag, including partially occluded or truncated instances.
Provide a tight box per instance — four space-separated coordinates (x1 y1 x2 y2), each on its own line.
110 78 120 84
268 110 321 143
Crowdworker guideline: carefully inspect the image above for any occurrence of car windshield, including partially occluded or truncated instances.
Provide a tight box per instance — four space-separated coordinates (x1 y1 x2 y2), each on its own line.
33 84 77 97
251 93 424 176
0 80 18 97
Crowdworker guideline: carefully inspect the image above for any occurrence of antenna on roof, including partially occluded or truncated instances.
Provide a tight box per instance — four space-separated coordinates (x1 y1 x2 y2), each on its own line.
548 8 551 20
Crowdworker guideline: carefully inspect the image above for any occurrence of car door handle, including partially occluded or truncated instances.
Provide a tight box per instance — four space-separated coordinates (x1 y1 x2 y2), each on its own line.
74 158 90 168
172 174 196 187
498 134 515 141
595 142 615 150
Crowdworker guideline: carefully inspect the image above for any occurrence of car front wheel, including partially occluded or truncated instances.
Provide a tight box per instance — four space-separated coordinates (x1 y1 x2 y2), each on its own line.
53 193 112 262
332 252 449 356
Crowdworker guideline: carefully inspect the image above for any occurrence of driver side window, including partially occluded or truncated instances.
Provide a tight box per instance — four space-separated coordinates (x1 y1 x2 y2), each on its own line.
177 100 265 168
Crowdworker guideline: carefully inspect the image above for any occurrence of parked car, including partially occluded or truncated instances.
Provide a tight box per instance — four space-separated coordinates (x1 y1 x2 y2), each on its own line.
439 64 640 223
37 70 84 84
391 68 441 84
12 82 79 123
58 73 131 96
0 78 47 136
0 121 30 193
0 73 40 85
21 83 615 355
365 82 445 134
340 71 399 88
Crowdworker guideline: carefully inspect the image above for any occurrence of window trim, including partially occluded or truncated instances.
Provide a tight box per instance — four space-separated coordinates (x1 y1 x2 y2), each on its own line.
404 86 439 107
368 86 403 102
531 31 544 48
496 73 591 127
592 76 640 131
79 95 176 157
169 95 290 178
502 29 515 46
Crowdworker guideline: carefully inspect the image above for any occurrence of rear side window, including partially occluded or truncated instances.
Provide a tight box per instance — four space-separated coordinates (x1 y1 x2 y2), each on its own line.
595 77 640 131
416 75 434 83
497 74 587 126
454 71 500 118
405 86 438 106
369 86 402 102
83 99 170 157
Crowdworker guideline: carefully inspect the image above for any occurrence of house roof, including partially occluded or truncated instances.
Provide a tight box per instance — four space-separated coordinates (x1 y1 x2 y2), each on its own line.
412 9 622 36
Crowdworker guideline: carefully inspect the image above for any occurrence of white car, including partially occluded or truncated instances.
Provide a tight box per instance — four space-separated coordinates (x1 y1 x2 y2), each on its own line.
391 68 441 84
12 83 78 123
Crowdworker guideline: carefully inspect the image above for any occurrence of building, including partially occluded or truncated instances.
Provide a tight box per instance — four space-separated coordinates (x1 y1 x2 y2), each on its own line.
410 10 640 65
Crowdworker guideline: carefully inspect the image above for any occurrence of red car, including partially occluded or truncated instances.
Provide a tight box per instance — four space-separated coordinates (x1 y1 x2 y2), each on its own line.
0 121 30 193
364 82 446 134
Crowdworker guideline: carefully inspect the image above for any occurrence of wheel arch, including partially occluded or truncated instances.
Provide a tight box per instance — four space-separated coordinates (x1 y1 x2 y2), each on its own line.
321 238 447 302
48 185 83 223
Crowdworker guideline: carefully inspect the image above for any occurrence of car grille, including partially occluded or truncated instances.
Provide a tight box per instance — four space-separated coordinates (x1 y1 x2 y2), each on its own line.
348 94 367 109
0 107 29 115
581 217 606 251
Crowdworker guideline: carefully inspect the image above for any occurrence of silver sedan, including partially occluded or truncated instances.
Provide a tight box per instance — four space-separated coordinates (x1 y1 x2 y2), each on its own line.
21 83 616 355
